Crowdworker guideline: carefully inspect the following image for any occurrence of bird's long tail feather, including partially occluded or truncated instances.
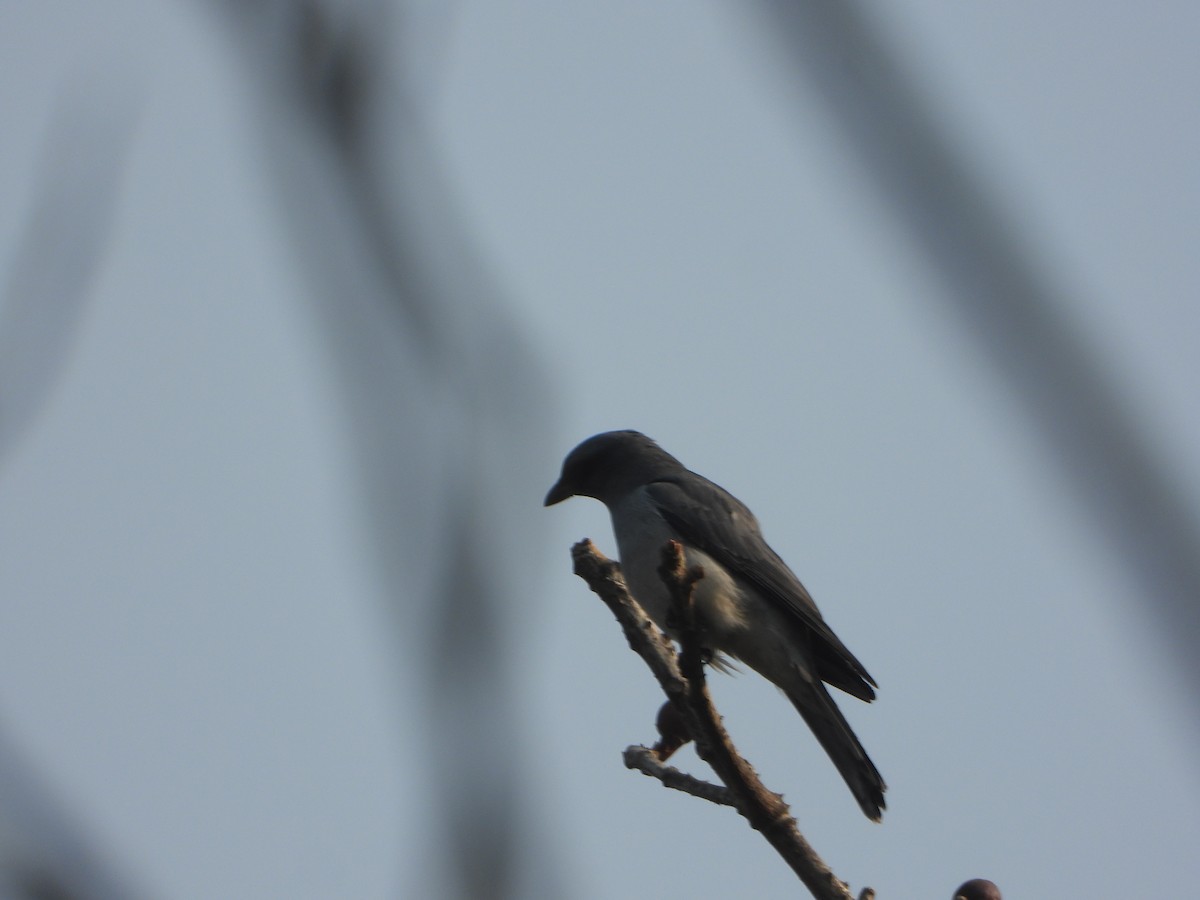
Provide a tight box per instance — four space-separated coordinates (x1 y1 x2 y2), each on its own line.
786 681 886 822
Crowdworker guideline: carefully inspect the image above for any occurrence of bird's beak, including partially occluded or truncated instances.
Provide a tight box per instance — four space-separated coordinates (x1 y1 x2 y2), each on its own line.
544 479 572 506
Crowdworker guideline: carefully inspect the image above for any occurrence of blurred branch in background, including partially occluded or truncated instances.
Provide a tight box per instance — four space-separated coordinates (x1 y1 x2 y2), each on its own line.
0 721 148 900
0 83 138 463
0 80 144 900
748 0 1200 699
205 2 560 897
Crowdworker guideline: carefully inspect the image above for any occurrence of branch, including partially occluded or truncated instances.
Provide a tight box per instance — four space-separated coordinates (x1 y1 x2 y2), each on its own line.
622 745 736 807
570 539 861 900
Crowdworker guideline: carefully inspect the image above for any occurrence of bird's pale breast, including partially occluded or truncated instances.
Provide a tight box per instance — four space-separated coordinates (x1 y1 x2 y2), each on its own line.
608 487 749 640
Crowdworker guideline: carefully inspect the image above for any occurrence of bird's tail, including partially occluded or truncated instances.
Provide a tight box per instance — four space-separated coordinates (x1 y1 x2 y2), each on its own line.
786 681 886 822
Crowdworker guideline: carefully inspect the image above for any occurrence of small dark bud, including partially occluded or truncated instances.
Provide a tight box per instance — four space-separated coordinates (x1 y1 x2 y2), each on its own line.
954 878 1002 900
652 701 692 761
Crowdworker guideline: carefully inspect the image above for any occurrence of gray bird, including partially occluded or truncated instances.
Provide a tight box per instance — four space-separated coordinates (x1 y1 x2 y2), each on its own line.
545 430 886 821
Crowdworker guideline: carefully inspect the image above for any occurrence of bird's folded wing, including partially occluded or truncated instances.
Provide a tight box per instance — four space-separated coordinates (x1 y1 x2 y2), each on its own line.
645 476 876 690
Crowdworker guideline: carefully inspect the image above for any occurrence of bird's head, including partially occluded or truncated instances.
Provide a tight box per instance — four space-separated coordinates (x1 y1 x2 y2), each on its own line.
544 430 677 506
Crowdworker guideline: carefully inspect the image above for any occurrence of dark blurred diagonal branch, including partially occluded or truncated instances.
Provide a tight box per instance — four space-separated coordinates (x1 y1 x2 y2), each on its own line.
0 87 138 461
749 0 1200 696
0 722 149 900
206 2 559 898
0 82 145 900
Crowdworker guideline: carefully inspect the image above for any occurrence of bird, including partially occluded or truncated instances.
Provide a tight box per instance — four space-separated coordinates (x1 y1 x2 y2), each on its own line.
545 430 885 821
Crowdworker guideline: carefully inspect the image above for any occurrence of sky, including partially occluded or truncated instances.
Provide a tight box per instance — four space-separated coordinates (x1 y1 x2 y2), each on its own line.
1 2 1198 898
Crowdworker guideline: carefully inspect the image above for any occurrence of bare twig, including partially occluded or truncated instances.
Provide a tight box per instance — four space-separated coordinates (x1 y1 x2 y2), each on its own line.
570 539 863 900
570 540 685 692
622 745 736 807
